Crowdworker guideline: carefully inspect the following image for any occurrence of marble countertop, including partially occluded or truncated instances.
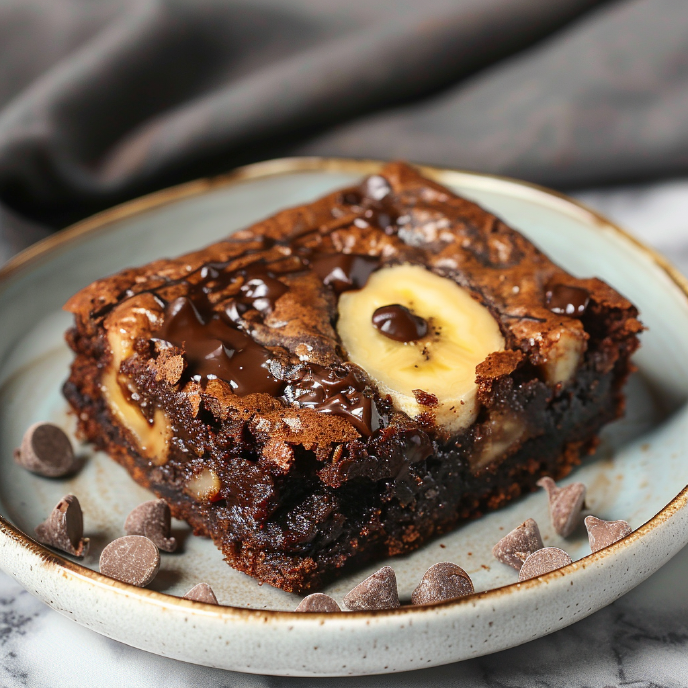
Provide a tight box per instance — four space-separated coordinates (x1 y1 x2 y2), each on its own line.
2 180 688 688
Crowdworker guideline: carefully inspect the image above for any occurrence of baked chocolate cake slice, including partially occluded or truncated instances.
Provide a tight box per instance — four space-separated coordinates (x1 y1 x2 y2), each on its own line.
63 162 641 593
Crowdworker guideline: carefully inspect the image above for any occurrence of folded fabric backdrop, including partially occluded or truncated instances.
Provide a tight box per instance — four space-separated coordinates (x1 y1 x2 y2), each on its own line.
0 0 686 230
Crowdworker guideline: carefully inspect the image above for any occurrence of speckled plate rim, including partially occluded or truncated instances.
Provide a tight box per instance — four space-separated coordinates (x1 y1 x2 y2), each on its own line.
0 157 687 638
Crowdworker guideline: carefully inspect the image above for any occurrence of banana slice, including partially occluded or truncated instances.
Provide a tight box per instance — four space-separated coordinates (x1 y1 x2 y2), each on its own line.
102 295 172 465
337 264 504 434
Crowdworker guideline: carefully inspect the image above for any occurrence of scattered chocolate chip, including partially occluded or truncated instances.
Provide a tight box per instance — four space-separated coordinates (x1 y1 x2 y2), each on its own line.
295 593 341 612
124 500 177 552
546 284 590 317
343 566 400 611
99 535 160 587
585 515 632 553
537 476 586 537
518 547 573 581
15 422 78 478
411 562 474 605
183 582 218 604
34 494 89 557
492 518 544 570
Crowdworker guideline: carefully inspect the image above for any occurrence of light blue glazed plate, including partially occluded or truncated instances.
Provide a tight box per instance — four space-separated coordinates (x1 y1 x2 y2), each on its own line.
0 158 687 676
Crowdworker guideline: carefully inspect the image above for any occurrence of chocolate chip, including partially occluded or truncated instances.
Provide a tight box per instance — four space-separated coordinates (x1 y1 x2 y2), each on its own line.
99 535 160 587
34 494 89 557
343 566 400 611
585 515 632 553
124 500 177 552
411 562 474 605
372 304 428 342
492 518 544 570
518 547 573 581
15 422 78 478
295 593 341 612
183 582 218 604
537 477 586 537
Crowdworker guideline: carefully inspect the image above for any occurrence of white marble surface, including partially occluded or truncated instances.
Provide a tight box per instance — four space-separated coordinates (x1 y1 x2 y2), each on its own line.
2 179 688 687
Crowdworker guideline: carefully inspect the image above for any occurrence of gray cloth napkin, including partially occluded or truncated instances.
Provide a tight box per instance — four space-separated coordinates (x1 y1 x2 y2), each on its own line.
0 0 685 229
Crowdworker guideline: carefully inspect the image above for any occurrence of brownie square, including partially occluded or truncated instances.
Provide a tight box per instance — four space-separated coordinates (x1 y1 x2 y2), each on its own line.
63 162 641 592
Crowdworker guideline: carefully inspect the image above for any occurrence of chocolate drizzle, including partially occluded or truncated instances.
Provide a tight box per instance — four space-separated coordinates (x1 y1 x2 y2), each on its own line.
372 304 428 342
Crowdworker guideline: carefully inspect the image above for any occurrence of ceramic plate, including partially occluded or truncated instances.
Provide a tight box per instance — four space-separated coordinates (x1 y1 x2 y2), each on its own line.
1 158 687 677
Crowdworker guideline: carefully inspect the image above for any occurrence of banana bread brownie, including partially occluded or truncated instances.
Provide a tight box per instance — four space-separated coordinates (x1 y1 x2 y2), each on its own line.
63 162 642 593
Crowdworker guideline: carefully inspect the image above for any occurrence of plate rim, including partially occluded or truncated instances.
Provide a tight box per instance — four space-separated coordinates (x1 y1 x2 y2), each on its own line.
1 155 687 623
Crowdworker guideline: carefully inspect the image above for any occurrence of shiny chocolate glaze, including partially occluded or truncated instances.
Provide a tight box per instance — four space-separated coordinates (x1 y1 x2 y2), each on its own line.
309 254 379 295
372 304 429 342
283 364 373 436
230 263 289 316
155 296 284 396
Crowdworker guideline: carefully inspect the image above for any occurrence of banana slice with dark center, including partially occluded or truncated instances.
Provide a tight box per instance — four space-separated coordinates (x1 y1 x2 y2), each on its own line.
337 264 504 433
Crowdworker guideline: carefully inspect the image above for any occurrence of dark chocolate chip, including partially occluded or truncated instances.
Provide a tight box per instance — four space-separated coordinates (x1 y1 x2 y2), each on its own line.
546 284 590 317
15 422 78 478
518 547 572 581
411 562 474 605
34 494 89 557
538 477 586 537
295 593 341 612
585 515 632 553
492 518 544 570
372 304 428 342
99 535 160 587
183 582 218 604
343 566 400 611
124 500 177 552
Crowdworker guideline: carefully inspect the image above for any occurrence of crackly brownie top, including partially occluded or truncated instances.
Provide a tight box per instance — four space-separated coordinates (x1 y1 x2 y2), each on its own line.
65 162 641 452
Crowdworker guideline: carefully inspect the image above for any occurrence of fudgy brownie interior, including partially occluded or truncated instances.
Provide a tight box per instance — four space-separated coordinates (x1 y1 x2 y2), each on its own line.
63 162 641 593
